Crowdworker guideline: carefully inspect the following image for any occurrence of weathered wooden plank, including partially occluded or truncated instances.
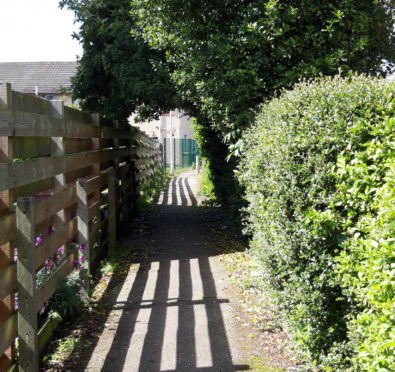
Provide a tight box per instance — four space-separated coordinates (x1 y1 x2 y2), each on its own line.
64 119 99 139
101 127 133 139
34 187 76 227
107 168 116 251
11 91 52 116
0 313 16 357
38 312 62 353
88 201 101 222
88 223 101 250
0 264 16 301
64 138 92 153
13 178 52 199
0 155 64 192
35 253 76 313
65 166 92 184
35 218 77 271
16 197 39 372
64 106 92 125
0 214 15 246
86 176 100 196
0 110 64 137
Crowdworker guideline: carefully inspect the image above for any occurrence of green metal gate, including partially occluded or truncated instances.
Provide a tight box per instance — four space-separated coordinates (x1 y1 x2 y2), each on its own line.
163 138 199 168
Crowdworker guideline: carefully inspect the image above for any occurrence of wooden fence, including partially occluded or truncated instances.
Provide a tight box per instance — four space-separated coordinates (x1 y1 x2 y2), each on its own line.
0 83 162 371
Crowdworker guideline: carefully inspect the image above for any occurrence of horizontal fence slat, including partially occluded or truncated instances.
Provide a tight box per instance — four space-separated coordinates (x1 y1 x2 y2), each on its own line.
34 186 76 227
0 155 64 192
0 213 15 246
11 91 53 116
35 218 78 271
64 119 99 138
86 176 100 196
13 178 52 199
0 109 64 137
0 263 16 300
0 313 17 357
35 252 76 313
88 201 101 222
89 224 101 250
102 127 132 139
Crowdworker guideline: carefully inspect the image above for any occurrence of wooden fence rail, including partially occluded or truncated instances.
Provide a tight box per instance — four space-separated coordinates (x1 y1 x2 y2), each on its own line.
0 82 162 371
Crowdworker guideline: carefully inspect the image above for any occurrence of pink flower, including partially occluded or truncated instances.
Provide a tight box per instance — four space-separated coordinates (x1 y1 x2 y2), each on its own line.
35 236 43 246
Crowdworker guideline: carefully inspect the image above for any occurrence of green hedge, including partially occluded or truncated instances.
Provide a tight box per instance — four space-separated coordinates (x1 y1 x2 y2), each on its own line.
237 74 394 369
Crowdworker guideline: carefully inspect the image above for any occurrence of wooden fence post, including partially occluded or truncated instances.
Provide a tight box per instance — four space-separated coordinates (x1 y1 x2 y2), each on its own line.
108 168 116 251
76 178 90 297
0 82 15 370
111 120 121 228
16 197 39 372
50 100 66 255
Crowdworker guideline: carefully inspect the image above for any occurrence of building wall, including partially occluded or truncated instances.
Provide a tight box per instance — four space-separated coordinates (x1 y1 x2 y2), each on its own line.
130 110 195 140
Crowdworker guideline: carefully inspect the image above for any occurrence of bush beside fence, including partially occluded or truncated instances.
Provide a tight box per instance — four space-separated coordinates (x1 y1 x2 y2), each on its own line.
238 75 394 370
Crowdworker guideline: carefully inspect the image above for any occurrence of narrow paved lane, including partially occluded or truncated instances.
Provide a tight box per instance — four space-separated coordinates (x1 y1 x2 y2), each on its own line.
85 171 251 371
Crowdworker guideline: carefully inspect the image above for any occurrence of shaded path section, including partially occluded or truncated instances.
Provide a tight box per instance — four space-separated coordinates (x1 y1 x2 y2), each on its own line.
85 171 250 371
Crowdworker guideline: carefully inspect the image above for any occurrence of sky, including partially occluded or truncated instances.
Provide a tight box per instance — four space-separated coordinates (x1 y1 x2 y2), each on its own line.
0 0 82 62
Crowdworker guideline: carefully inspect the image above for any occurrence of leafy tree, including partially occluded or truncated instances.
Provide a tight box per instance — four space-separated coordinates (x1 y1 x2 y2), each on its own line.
133 0 394 215
134 0 394 135
59 0 179 124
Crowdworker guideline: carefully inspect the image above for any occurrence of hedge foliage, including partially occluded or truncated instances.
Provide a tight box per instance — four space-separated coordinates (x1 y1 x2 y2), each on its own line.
237 75 394 369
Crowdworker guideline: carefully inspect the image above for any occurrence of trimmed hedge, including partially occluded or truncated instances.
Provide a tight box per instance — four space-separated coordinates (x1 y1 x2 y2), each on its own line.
237 74 394 369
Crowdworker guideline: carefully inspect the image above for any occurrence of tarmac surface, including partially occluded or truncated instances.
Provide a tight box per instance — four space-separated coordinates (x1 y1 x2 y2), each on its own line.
84 171 252 372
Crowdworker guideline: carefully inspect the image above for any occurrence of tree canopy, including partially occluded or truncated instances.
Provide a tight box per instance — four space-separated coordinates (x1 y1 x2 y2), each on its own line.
133 0 394 141
62 0 394 217
59 0 179 124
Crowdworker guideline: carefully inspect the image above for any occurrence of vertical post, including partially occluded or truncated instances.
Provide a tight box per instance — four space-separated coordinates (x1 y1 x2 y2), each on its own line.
112 120 121 227
108 168 116 251
50 101 66 254
196 155 200 174
169 111 174 175
0 82 15 370
16 197 38 372
76 178 90 298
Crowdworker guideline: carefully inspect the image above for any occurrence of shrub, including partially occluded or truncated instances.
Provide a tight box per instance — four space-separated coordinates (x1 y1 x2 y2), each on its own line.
237 74 394 368
48 270 84 321
334 113 395 370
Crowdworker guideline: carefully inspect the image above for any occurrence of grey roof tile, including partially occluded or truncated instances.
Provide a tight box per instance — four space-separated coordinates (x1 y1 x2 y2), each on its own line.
0 61 77 94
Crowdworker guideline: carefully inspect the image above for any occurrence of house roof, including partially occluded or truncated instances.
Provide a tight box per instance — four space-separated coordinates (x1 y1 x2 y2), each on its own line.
0 61 77 94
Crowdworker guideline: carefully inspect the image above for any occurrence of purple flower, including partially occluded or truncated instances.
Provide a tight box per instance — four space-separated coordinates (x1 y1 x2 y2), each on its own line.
72 259 78 265
79 244 86 252
13 247 18 262
44 258 53 270
40 301 48 315
80 255 85 263
35 236 43 247
14 294 18 310
79 288 85 294
56 247 63 260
